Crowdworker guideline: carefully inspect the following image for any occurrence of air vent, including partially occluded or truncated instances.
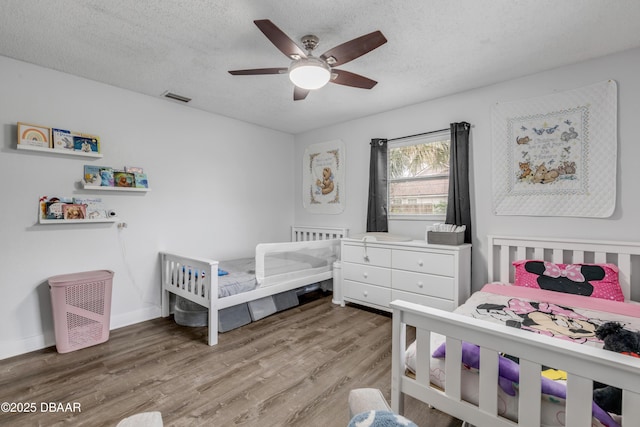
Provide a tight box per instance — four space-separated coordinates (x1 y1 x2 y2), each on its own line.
162 91 192 103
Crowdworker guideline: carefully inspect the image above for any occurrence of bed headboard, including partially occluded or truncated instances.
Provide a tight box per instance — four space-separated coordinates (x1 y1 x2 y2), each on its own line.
291 226 349 242
488 235 640 301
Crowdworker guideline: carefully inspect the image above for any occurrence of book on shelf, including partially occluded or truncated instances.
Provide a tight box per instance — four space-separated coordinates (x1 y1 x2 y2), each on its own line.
124 166 143 174
52 129 75 151
73 135 99 153
62 204 86 220
99 167 114 187
40 196 73 220
52 128 100 153
73 197 108 219
134 173 148 188
114 171 134 187
83 165 102 186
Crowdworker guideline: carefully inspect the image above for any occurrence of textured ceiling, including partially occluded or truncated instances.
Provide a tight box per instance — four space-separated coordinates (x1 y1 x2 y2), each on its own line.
2 1 640 134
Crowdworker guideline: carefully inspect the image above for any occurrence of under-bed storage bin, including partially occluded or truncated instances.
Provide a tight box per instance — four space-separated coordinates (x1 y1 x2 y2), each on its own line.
174 296 253 332
174 296 208 327
218 303 252 332
248 296 277 321
273 290 300 312
49 270 114 353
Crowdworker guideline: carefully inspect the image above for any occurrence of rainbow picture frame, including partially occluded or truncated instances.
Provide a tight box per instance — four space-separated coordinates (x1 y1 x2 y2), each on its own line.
17 122 52 149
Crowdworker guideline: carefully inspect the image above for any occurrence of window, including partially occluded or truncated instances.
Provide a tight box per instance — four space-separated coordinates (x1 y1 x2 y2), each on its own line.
388 131 450 218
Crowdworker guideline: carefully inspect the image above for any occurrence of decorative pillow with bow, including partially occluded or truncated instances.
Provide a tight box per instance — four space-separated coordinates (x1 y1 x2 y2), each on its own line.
513 260 624 302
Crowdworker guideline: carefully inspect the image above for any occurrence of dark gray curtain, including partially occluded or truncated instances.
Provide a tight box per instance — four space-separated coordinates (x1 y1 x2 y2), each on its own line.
366 138 388 232
445 122 472 243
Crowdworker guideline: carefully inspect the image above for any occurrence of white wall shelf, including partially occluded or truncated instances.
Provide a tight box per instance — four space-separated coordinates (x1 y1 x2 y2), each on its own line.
38 217 117 225
81 182 150 192
17 144 103 158
37 201 118 224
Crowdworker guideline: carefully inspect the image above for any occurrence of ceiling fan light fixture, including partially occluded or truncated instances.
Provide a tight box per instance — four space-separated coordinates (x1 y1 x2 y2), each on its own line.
288 57 331 90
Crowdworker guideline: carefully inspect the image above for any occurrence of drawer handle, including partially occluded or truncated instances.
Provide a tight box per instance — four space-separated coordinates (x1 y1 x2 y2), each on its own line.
417 260 424 267
363 272 368 279
417 281 424 288
363 291 368 297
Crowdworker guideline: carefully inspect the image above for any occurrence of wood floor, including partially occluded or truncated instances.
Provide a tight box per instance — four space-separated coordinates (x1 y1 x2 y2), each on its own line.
0 294 462 427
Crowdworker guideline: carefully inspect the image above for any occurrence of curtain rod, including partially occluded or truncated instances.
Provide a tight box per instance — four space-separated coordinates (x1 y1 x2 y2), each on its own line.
386 123 473 142
387 128 448 142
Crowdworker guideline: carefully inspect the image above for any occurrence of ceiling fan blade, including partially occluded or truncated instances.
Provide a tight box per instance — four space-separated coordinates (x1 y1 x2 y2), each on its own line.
254 19 307 60
293 86 310 101
330 69 377 89
320 30 387 67
228 67 288 75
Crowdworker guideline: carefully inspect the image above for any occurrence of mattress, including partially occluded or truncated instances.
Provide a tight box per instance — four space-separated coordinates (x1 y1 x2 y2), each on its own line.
405 284 640 427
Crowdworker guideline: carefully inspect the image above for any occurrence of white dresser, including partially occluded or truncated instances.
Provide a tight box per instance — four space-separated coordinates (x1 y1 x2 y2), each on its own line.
338 238 471 312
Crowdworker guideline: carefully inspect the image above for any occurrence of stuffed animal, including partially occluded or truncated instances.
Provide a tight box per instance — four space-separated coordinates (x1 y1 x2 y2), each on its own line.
348 410 417 427
593 322 640 414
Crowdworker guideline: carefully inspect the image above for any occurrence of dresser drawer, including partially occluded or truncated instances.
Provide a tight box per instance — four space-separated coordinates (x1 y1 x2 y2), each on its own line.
392 250 454 276
344 280 391 308
392 270 454 300
391 290 456 312
342 244 391 267
342 262 391 288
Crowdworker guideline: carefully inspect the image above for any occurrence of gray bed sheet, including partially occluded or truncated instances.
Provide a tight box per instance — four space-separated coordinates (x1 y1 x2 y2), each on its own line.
217 258 257 298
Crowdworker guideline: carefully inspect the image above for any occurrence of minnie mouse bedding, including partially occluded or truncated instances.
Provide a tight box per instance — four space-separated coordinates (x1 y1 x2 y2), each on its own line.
404 281 640 427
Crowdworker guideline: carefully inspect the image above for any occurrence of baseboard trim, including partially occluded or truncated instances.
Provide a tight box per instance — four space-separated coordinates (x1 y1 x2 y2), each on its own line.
111 306 162 330
1 306 162 361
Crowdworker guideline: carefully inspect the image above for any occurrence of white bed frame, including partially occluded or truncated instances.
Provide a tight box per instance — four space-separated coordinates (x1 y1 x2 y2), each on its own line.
391 235 640 427
160 226 348 346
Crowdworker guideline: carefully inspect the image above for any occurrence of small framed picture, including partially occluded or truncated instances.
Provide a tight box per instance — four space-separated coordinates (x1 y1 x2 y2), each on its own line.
18 122 52 148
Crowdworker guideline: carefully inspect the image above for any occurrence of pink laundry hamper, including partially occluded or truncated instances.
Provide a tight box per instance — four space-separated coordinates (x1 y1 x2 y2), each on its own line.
48 270 114 353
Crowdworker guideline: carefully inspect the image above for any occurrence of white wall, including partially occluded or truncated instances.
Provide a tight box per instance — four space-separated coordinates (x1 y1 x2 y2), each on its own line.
294 48 640 297
0 56 295 360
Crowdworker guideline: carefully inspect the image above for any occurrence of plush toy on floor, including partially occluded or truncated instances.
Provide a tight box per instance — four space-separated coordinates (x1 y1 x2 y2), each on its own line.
348 411 417 427
593 322 640 414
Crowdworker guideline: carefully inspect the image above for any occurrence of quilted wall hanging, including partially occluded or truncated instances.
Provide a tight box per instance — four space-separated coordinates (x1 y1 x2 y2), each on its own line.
492 80 617 217
303 139 345 214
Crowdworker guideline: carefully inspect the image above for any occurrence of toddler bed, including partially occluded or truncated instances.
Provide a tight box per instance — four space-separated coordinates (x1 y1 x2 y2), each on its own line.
391 235 640 427
161 226 348 346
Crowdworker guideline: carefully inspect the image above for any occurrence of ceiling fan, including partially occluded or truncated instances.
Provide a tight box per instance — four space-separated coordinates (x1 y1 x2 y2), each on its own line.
228 19 387 100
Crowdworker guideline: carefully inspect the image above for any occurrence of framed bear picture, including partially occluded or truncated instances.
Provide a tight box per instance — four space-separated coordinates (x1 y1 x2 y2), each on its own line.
302 139 345 214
